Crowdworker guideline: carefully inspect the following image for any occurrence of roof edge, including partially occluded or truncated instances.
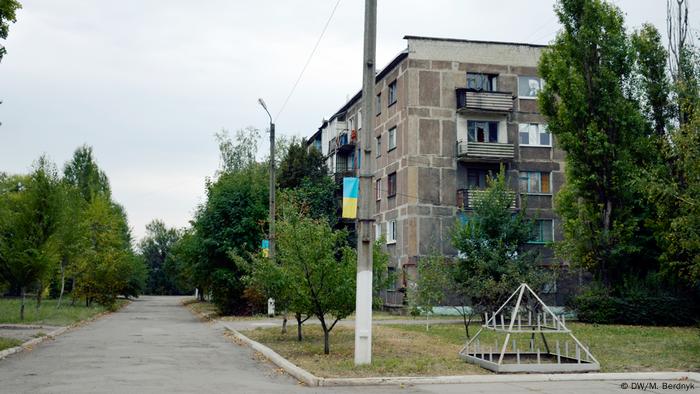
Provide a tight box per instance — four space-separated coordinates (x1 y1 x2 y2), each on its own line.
403 35 548 49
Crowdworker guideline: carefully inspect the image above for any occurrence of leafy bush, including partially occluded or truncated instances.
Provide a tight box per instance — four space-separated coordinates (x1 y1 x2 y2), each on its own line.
571 286 699 326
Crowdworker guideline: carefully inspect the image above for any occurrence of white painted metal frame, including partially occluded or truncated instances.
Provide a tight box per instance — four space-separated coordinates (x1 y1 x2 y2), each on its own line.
459 283 600 373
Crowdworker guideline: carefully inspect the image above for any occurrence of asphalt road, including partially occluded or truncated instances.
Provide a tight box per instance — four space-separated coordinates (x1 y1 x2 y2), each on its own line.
0 296 644 393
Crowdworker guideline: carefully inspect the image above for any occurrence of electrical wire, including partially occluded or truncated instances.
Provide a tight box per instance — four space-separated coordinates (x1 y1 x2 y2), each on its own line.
274 0 342 122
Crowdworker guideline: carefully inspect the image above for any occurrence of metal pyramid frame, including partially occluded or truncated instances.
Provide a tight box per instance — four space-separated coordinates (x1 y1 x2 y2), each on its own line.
459 283 600 373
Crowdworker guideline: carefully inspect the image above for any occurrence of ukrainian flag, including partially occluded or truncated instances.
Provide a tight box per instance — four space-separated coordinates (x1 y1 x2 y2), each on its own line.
342 177 359 219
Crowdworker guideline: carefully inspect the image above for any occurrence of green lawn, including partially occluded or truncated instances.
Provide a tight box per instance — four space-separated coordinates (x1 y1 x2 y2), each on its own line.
0 298 127 326
0 337 22 351
241 322 700 378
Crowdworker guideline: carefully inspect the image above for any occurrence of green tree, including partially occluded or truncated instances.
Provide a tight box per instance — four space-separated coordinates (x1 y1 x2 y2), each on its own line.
277 207 356 354
450 169 550 338
278 139 327 189
0 157 62 319
0 0 21 62
538 0 650 286
63 145 111 202
139 220 182 295
372 237 394 309
408 250 450 331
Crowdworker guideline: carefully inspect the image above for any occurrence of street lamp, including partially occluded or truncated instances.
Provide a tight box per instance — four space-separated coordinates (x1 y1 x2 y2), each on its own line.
258 98 276 261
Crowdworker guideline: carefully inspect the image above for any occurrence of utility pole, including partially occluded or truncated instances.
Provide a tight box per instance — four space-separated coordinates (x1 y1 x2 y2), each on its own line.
354 0 376 366
258 98 276 260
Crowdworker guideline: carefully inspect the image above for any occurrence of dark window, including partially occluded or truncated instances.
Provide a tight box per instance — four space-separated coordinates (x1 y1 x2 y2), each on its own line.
467 169 493 189
467 73 498 91
387 172 397 197
376 93 381 115
376 136 382 157
388 80 397 106
467 120 499 143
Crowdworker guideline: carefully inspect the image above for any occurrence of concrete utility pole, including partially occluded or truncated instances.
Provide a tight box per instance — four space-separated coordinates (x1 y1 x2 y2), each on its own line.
258 98 276 260
354 0 376 366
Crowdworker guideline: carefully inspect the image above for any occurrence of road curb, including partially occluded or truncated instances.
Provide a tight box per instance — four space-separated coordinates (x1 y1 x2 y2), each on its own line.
0 325 69 361
222 325 320 387
220 322 700 387
0 300 130 362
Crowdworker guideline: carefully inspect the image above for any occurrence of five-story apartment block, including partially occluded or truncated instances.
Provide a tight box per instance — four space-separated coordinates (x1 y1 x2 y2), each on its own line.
308 36 569 306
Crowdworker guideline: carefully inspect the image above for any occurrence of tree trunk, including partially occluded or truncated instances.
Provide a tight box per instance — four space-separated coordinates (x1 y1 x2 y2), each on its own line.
462 312 471 339
57 265 66 309
281 314 288 334
323 327 330 355
70 278 77 306
296 313 303 341
20 287 26 320
36 281 43 311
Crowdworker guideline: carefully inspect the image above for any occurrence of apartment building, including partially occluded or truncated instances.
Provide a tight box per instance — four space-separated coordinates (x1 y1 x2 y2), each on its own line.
307 36 571 306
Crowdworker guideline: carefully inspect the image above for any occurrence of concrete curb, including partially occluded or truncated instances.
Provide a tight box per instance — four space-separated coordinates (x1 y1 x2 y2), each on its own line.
0 299 130 362
0 326 68 361
223 326 319 387
221 323 700 387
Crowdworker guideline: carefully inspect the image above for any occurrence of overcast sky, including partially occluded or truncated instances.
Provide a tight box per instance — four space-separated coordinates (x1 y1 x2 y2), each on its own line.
0 0 697 241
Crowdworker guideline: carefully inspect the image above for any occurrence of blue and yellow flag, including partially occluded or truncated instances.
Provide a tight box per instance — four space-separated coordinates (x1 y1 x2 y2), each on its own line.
342 177 359 219
261 239 269 257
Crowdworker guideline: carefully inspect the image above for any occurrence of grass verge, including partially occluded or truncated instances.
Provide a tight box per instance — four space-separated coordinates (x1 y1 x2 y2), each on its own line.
241 322 700 378
183 299 221 319
0 337 23 352
0 298 128 326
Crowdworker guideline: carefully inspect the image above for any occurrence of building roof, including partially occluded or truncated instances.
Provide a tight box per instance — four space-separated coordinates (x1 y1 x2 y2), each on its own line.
403 35 548 49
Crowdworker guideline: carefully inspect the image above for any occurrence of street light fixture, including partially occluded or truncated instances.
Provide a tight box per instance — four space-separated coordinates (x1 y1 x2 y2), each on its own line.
258 98 276 261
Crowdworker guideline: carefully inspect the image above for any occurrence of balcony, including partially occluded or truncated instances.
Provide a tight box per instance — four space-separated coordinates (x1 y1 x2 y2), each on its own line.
457 188 517 210
333 169 355 184
456 140 514 162
456 88 514 113
328 132 356 153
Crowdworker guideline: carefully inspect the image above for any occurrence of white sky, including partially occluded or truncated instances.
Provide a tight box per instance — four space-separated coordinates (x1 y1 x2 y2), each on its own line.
0 0 697 240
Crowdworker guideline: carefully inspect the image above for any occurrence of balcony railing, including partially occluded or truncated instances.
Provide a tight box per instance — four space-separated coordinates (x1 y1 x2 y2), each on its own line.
328 133 356 153
456 140 514 161
457 188 517 210
456 88 514 113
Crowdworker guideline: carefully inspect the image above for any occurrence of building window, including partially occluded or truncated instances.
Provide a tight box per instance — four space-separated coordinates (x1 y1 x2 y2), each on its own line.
376 93 381 115
530 219 553 243
388 126 397 150
376 136 382 157
519 123 551 146
387 266 397 289
519 171 551 194
375 223 382 241
387 220 397 244
387 172 397 197
388 80 397 106
375 178 381 200
467 120 498 143
358 110 362 129
467 169 494 189
518 76 543 98
467 73 498 91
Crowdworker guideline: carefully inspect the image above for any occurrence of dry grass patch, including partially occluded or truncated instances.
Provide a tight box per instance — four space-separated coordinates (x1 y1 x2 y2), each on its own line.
240 324 487 378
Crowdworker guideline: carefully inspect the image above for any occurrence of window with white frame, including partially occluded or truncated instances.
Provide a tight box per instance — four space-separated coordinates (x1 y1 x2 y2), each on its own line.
518 76 543 98
467 120 499 143
376 135 382 157
467 73 498 91
375 223 382 241
387 220 397 244
375 178 381 200
518 123 551 146
376 93 381 115
388 126 397 150
530 219 554 243
519 171 551 194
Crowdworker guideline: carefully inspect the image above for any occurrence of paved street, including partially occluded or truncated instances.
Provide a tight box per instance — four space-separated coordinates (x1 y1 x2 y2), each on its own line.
0 296 657 393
